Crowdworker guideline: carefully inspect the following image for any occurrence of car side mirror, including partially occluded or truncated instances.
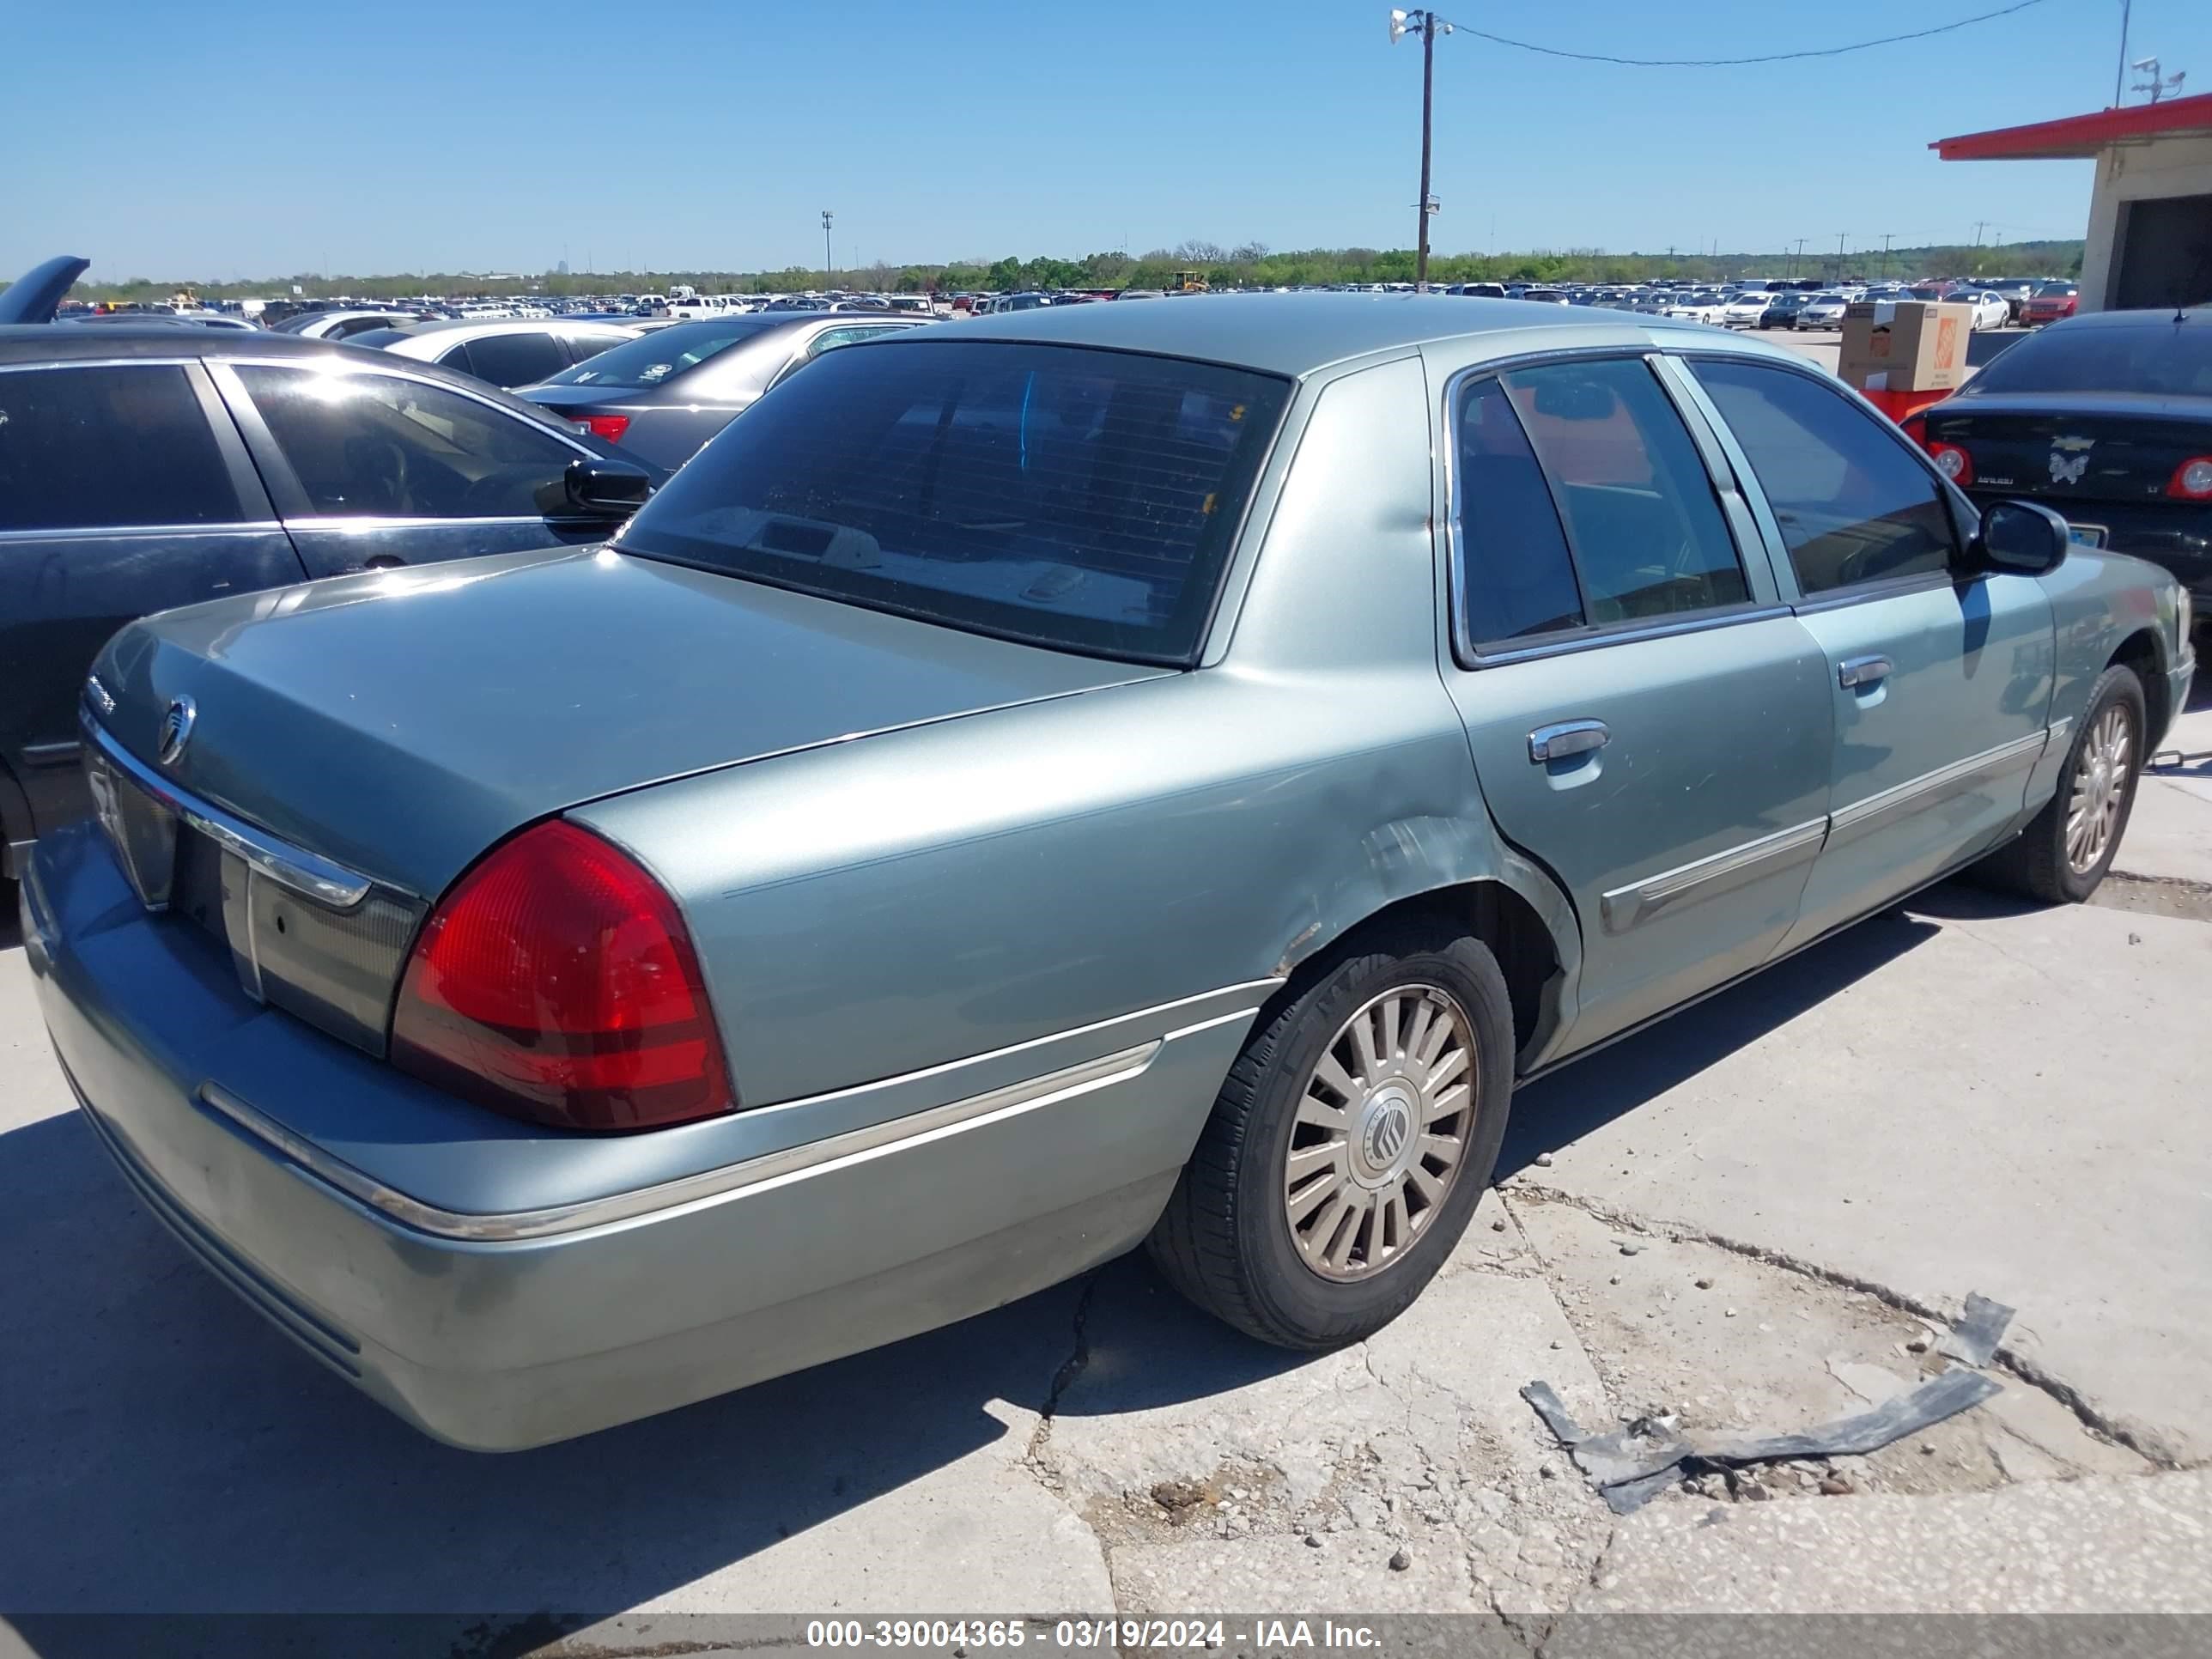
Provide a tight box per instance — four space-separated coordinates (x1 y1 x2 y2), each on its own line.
1975 499 2071 576
563 455 653 517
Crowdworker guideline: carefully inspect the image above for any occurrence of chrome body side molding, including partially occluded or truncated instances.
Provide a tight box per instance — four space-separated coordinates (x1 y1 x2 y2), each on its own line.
1827 727 2051 848
1601 818 1828 935
201 1042 1168 1243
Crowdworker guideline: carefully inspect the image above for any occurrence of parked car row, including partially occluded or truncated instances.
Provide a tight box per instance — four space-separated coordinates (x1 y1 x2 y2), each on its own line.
1647 282 2019 333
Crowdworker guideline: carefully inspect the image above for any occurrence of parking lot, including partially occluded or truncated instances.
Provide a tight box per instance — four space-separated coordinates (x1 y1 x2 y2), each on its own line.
3 676 2205 1643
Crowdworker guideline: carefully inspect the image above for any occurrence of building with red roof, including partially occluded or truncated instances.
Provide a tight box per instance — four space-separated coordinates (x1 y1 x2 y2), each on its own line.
1932 93 2212 313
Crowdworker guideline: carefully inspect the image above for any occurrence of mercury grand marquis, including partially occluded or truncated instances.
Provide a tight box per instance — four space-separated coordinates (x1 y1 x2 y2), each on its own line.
24 295 2194 1449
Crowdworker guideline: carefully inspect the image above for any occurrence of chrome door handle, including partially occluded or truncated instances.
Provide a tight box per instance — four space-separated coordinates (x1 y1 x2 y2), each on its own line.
1838 654 1893 690
1529 720 1610 763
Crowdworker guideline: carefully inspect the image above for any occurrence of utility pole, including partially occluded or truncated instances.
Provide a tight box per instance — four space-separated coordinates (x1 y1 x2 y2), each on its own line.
1835 231 1847 279
1972 220 1990 247
1880 233 1894 276
2116 0 2132 104
1389 10 1453 289
822 210 835 292
1790 237 1807 278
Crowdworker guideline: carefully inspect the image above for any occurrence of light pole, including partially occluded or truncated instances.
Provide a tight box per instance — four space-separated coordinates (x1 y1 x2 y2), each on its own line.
822 210 835 294
1389 9 1453 289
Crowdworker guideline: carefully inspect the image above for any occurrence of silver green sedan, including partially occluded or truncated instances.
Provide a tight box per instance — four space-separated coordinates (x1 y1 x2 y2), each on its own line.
25 295 2192 1449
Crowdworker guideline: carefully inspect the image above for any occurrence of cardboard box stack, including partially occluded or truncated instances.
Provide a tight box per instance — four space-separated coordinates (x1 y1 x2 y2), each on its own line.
1840 299 1972 395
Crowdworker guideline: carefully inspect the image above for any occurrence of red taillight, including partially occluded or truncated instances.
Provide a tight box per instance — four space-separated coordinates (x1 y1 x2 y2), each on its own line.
1899 416 1973 484
391 820 732 1132
571 413 630 444
2166 456 2212 499
1927 442 1974 486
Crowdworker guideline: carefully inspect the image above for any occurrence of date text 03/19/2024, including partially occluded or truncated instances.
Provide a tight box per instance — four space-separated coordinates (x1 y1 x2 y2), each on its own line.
803 1621 1382 1651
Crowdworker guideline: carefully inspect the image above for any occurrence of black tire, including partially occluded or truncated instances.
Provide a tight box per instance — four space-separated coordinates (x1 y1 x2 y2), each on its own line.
1146 917 1516 1350
1976 664 2147 903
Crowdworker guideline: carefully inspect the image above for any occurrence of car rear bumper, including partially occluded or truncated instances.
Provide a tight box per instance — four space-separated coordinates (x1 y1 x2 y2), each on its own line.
22 823 1251 1450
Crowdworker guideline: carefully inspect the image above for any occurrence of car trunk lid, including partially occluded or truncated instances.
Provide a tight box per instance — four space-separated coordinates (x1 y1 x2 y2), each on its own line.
1923 393 2212 507
88 544 1170 903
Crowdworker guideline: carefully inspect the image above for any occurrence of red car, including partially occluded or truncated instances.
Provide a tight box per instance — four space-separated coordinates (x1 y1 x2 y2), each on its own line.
2024 282 2080 325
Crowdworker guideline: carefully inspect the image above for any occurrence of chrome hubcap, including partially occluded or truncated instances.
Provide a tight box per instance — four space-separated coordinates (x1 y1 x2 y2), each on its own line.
2066 704 2134 875
1283 985 1476 1282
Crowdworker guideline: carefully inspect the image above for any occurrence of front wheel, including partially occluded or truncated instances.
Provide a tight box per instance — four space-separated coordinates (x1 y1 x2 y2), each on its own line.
1975 665 2146 902
1146 920 1516 1350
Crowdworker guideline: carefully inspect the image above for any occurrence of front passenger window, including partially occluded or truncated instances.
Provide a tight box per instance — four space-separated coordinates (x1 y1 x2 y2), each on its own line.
236 366 579 520
1689 358 1956 595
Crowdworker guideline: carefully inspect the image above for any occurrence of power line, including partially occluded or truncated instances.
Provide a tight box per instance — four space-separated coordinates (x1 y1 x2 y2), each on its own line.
1455 0 2054 68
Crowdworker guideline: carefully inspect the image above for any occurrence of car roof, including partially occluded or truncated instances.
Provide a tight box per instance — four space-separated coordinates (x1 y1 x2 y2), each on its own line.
0 324 373 362
915 292 1682 378
2035 305 2203 329
390 318 640 339
0 322 601 427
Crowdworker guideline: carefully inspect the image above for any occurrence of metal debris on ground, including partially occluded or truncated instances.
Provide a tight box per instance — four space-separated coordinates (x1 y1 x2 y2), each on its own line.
1521 1367 2005 1515
1936 1291 2017 1367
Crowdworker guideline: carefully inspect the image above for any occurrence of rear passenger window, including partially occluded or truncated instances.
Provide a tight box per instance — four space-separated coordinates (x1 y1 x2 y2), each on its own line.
1453 377 1584 645
1689 358 1956 594
567 332 632 365
1500 359 1749 625
0 365 240 532
458 332 571 389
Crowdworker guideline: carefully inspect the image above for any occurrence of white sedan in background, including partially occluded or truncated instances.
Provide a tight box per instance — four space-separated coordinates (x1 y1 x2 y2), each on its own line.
1966 290 2013 330
1719 291 1774 329
1663 292 1729 324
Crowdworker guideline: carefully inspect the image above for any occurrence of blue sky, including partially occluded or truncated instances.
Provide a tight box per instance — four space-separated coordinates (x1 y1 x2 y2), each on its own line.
10 0 2207 280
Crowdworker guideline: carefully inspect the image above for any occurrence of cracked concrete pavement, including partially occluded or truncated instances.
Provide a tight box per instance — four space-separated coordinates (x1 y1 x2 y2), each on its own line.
1 678 2207 1641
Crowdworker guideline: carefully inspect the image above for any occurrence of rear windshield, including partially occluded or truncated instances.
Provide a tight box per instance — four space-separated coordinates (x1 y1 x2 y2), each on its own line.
1965 321 2212 397
345 327 413 349
2035 282 2077 295
617 340 1291 665
544 318 784 387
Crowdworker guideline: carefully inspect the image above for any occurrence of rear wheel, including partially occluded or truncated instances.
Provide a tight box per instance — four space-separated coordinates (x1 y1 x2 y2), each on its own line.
1146 920 1516 1349
1976 665 2145 903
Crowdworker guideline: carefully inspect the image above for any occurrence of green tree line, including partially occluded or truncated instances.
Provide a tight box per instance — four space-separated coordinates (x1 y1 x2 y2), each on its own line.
20 239 2083 305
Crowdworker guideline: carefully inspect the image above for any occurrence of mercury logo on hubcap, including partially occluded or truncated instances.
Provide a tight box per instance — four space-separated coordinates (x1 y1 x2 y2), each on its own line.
1363 1100 1411 1168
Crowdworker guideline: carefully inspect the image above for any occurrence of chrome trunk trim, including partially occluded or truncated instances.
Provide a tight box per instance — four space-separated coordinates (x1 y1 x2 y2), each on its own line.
82 714 378 908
